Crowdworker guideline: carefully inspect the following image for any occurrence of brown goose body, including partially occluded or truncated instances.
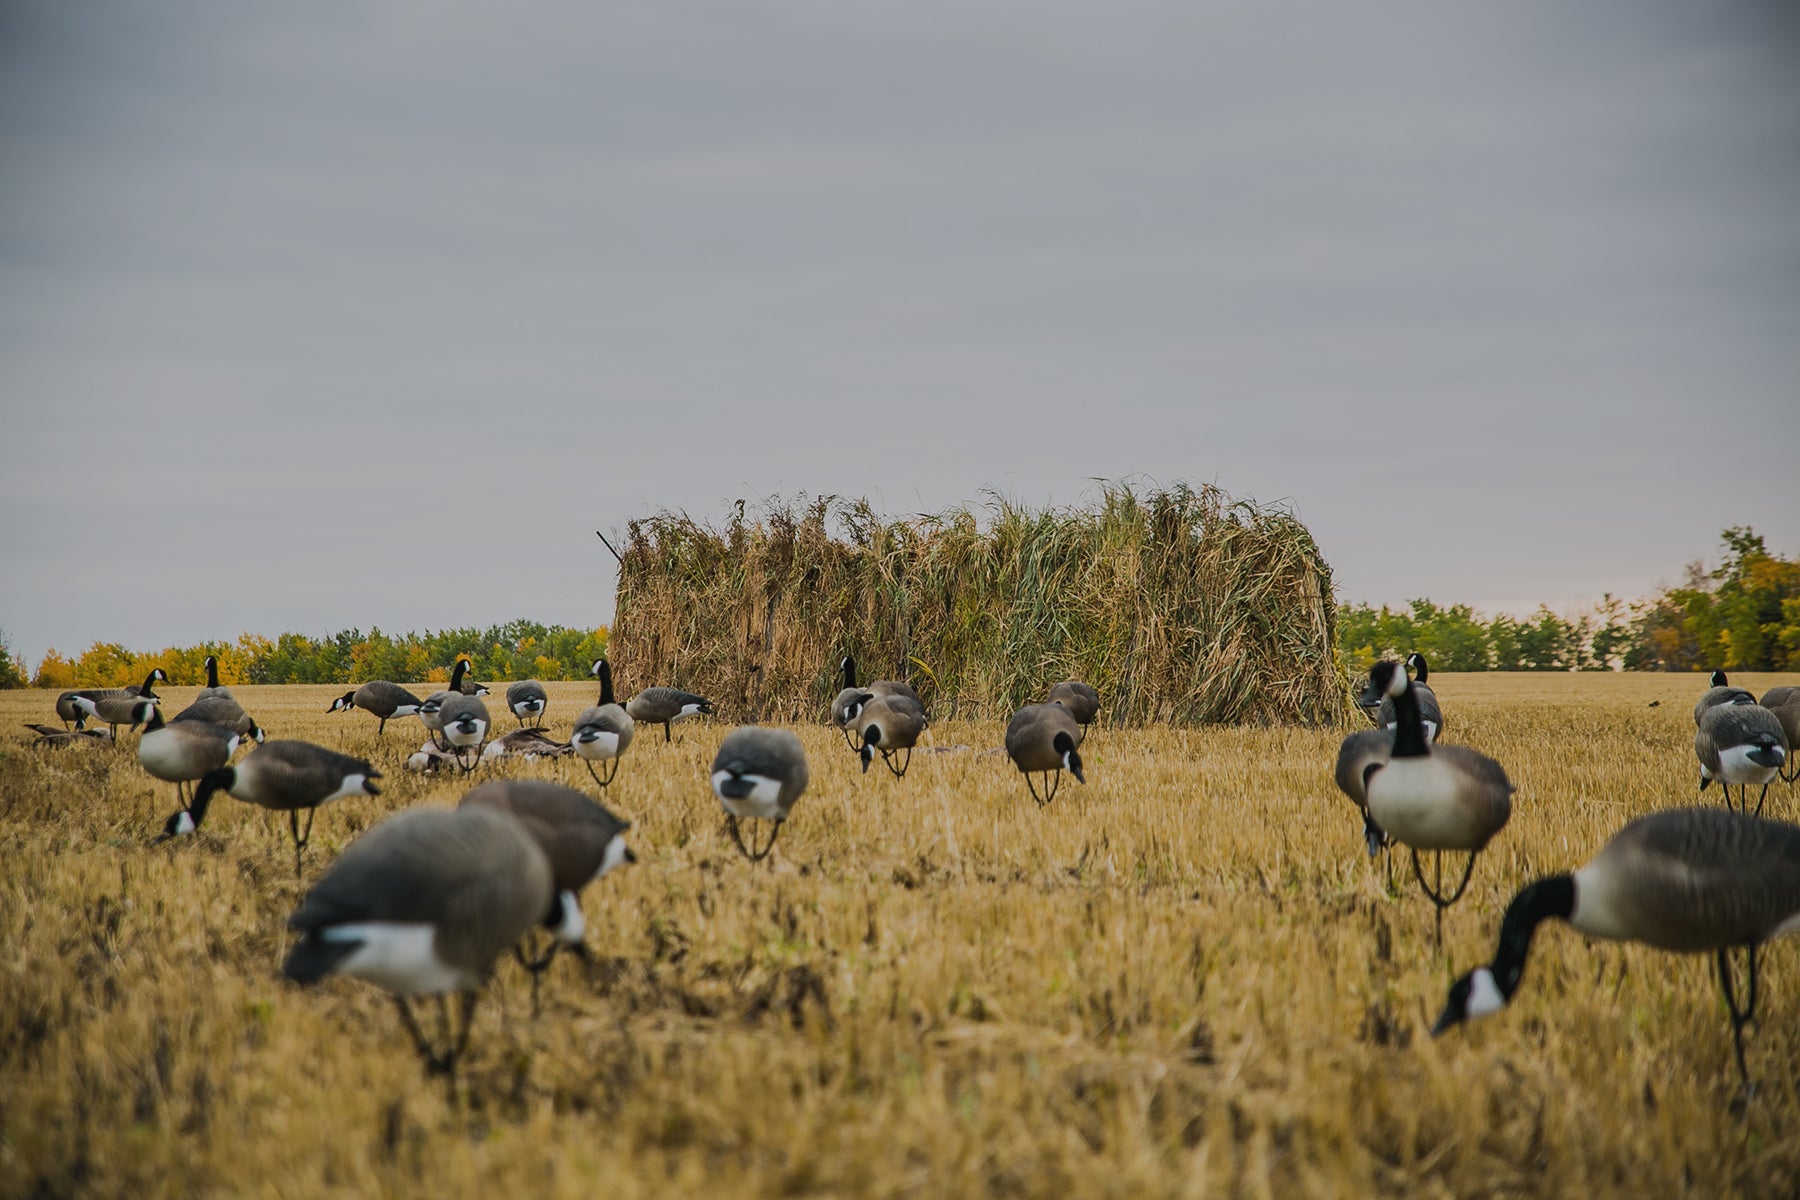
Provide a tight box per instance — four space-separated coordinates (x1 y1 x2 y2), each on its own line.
1046 680 1100 731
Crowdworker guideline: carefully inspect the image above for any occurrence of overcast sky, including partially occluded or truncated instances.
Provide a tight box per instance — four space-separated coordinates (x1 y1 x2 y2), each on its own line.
3 2 1797 668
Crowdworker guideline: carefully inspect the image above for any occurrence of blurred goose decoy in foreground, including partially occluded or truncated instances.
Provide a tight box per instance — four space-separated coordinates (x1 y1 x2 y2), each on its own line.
1758 687 1800 784
24 723 114 748
1695 669 1757 727
711 726 808 861
1377 652 1444 742
1433 807 1800 1093
1360 660 1514 944
436 693 490 772
1005 702 1086 806
857 694 928 779
570 659 634 787
155 739 380 874
66 668 169 736
1697 701 1788 815
480 726 571 764
1334 726 1396 859
327 681 424 738
627 685 714 743
135 703 241 809
1046 680 1101 742
506 679 548 727
281 806 554 1081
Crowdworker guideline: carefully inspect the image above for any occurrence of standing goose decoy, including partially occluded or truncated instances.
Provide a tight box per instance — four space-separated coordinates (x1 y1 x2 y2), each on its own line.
1696 702 1788 815
710 726 809 861
1005 702 1086 806
24 723 114 748
1376 652 1444 743
1694 669 1757 727
281 806 555 1082
1359 660 1514 944
1432 807 1800 1093
506 679 548 727
153 739 380 875
172 693 264 743
196 653 233 701
134 703 241 809
480 726 571 764
449 658 489 697
627 685 714 743
1046 680 1101 743
459 780 634 1009
570 659 635 788
436 693 490 772
64 668 168 736
327 681 424 738
857 693 928 779
1757 687 1800 785
1334 726 1396 860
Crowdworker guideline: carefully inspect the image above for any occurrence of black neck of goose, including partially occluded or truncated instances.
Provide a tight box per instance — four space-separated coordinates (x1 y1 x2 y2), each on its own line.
1410 655 1428 684
1389 683 1430 758
140 671 163 699
205 657 220 688
189 767 234 828
451 660 468 687
598 660 615 706
1488 875 1575 999
141 706 165 733
843 657 858 689
1711 670 1727 687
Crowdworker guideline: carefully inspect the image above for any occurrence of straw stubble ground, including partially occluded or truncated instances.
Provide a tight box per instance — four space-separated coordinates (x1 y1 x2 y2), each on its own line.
2 673 1798 1198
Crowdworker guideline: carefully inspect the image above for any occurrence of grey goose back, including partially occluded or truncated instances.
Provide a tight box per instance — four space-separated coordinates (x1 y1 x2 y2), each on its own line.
627 686 714 742
1376 652 1444 742
571 659 635 787
155 739 380 874
281 806 554 1079
1359 659 1513 943
1333 726 1396 858
480 726 571 764
1005 702 1086 806
136 703 241 808
24 723 114 748
1694 669 1756 726
1046 680 1101 739
1696 701 1788 815
436 693 491 772
197 654 233 701
856 693 928 778
506 679 548 727
1758 687 1800 784
711 726 808 861
1433 807 1800 1091
172 693 263 743
327 681 424 737
67 668 169 735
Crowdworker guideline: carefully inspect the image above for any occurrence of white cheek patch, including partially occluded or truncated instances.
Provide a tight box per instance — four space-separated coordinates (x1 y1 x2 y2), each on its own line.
592 834 630 881
172 810 197 836
552 890 586 944
1062 750 1075 771
1386 670 1406 699
712 771 785 818
1466 968 1506 1020
1422 721 1439 743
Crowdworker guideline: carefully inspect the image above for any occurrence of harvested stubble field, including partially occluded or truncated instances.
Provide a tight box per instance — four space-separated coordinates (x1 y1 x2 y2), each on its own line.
3 673 1799 1199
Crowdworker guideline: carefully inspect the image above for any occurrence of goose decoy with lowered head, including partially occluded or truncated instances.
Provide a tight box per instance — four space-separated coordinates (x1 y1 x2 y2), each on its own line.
711 726 809 861
1696 701 1788 815
135 702 241 809
24 723 114 748
1334 726 1396 860
328 681 424 738
459 779 634 1007
404 738 458 773
627 685 714 743
65 668 168 736
506 679 548 727
1694 669 1757 727
480 726 571 764
1005 702 1086 806
172 693 263 743
1359 660 1514 944
1432 807 1800 1092
281 806 555 1081
417 660 486 746
831 656 921 750
197 653 233 701
1376 652 1444 742
155 739 380 874
435 692 490 772
571 659 635 787
1046 680 1101 742
857 693 928 778
1757 687 1800 785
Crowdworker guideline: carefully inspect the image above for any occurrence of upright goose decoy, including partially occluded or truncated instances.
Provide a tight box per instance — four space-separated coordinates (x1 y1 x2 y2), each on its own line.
459 780 634 1006
1046 680 1101 742
327 681 424 738
627 685 714 743
1005 702 1086 806
154 739 380 874
570 659 635 787
710 726 808 861
135 703 241 809
196 654 233 701
281 806 554 1080
506 680 548 727
1758 687 1800 785
449 658 489 696
1360 660 1513 943
1333 726 1396 859
1377 652 1444 742
831 656 920 750
1696 702 1788 815
1694 669 1756 727
172 693 263 743
480 726 571 764
65 668 168 736
857 693 928 778
1433 807 1800 1092
436 693 490 772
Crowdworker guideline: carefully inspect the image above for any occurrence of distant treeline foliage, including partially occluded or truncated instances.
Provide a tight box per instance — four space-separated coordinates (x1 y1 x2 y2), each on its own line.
25 622 608 689
1341 528 1800 673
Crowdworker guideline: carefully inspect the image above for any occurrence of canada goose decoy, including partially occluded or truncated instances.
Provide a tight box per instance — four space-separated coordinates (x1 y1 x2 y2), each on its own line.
1376 653 1444 742
281 806 555 1081
1359 660 1514 944
172 693 264 743
857 693 928 778
506 680 548 727
1334 726 1396 859
23 723 114 748
196 653 233 701
449 658 489 696
1696 702 1788 816
404 739 458 772
480 727 571 764
1758 687 1800 784
1046 680 1101 742
1433 807 1800 1093
571 659 635 788
459 780 634 1008
436 693 490 772
1005 702 1086 806
134 703 241 809
711 726 808 861
63 668 168 736
154 739 380 875
417 660 485 747
831 656 921 750
327 681 424 738
627 686 714 743
1694 669 1756 727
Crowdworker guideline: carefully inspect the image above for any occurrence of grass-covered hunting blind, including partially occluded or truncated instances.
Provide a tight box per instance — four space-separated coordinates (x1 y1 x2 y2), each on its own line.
607 482 1341 727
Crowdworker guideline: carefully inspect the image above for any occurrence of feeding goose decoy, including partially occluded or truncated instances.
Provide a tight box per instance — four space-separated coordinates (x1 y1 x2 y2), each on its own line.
64 668 168 736
1758 687 1800 785
418 660 486 747
480 726 571 764
570 659 634 788
404 739 458 773
1432 807 1800 1093
1696 701 1788 815
627 685 714 743
1046 680 1101 742
23 723 114 748
1694 669 1757 726
857 693 928 778
506 679 548 727
1005 702 1086 806
281 806 555 1082
1377 652 1444 742
710 726 808 861
1359 659 1514 944
831 656 920 750
172 693 263 743
327 681 424 738
154 739 380 874
134 702 241 809
436 693 490 772
1334 726 1396 859
459 780 634 1008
